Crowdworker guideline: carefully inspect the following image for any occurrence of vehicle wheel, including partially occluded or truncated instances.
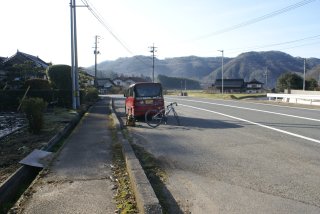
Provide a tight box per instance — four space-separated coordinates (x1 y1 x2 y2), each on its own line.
145 109 163 128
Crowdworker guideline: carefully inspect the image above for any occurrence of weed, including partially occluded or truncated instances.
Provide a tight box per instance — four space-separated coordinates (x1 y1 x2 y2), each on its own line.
130 144 171 213
109 114 138 214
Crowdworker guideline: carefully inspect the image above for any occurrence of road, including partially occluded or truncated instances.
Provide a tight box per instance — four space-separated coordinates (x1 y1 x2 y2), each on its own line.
113 95 320 213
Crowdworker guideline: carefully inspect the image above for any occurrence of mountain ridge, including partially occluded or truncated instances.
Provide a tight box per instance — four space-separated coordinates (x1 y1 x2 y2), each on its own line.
87 51 320 88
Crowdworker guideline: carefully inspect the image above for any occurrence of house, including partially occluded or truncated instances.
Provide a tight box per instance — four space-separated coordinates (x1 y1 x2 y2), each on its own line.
96 78 116 94
113 77 149 88
246 79 264 93
3 51 49 69
214 79 245 93
0 51 49 88
0 57 7 82
79 69 95 87
214 78 264 93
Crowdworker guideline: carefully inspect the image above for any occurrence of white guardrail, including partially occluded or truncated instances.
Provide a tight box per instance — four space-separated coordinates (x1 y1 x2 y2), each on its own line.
267 93 320 106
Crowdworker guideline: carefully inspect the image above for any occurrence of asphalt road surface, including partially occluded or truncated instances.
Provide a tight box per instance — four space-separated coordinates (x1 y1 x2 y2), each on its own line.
113 95 320 214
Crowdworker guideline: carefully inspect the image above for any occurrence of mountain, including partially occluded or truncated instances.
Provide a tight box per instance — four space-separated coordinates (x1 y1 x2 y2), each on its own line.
210 51 320 88
87 51 320 88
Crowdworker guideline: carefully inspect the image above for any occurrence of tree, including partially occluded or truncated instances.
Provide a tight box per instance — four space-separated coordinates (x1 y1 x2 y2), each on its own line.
306 78 319 90
276 72 303 92
23 79 51 90
158 74 201 90
13 60 42 81
46 64 72 90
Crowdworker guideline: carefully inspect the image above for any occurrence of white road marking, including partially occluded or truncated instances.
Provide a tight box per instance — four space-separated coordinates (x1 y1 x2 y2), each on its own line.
226 99 320 112
180 103 320 144
168 97 320 122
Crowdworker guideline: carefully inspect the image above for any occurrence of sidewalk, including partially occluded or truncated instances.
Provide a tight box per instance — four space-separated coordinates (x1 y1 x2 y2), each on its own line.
20 98 116 214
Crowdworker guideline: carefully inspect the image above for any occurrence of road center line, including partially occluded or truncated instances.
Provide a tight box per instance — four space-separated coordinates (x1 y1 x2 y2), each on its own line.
180 103 320 144
170 98 320 122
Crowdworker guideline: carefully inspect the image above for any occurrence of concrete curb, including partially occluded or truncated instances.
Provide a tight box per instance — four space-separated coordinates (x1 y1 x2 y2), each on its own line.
0 108 85 209
110 99 162 214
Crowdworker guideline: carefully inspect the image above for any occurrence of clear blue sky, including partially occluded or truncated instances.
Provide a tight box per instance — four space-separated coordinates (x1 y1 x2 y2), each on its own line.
1 0 319 67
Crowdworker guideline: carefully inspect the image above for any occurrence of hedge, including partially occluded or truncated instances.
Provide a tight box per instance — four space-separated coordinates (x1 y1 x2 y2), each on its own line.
0 89 85 111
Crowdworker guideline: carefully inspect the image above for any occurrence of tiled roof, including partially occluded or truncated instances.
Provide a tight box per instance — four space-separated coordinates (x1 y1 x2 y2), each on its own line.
215 79 245 88
3 51 49 68
247 79 263 84
0 57 7 64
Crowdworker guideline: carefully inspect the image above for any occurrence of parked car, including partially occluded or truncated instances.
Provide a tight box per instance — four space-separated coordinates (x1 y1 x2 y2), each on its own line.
124 82 164 119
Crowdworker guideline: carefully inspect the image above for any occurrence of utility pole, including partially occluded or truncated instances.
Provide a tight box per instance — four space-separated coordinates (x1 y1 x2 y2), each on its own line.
70 0 87 109
264 66 268 90
70 0 76 110
149 43 157 82
303 58 306 91
94 35 100 87
217 50 224 94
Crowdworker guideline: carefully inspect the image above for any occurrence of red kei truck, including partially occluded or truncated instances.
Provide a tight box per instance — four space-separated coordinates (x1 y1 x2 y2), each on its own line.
124 82 164 120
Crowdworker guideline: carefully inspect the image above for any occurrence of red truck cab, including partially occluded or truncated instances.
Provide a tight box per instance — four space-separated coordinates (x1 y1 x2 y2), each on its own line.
124 82 164 119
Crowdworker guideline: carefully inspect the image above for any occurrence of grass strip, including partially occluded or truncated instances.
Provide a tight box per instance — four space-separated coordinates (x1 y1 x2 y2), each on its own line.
130 143 173 214
108 115 138 214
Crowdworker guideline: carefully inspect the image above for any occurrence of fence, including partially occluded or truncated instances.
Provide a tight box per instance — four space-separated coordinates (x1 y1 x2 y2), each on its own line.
267 93 320 106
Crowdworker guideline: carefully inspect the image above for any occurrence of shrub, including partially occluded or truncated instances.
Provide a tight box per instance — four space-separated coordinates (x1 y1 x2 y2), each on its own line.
23 79 51 90
21 97 47 134
46 65 72 90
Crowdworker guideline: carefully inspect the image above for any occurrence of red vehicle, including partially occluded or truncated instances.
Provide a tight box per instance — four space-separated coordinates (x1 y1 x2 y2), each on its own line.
124 82 164 119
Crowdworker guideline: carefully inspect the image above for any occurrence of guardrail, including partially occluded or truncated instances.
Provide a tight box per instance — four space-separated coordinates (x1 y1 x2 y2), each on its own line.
267 93 320 105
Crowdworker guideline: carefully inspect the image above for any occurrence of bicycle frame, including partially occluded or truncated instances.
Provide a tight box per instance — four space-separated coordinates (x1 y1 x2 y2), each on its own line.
145 102 180 128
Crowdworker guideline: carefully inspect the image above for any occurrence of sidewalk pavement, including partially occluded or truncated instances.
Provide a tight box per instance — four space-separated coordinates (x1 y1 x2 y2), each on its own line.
20 98 116 214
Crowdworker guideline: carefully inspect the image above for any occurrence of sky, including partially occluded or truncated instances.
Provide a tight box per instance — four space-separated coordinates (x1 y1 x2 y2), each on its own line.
1 0 319 67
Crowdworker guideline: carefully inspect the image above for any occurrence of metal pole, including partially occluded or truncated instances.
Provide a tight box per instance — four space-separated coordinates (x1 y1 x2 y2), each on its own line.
265 66 268 90
73 0 80 108
70 0 76 110
94 35 98 87
149 43 157 83
218 50 224 94
303 58 306 91
152 49 155 82
222 50 224 94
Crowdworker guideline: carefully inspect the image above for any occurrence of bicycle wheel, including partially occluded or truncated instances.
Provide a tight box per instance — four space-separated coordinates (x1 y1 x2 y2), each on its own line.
145 109 163 128
173 110 180 126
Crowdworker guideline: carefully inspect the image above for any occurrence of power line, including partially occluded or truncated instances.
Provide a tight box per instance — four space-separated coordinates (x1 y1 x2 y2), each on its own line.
277 40 320 51
226 34 320 54
80 0 150 66
194 0 317 40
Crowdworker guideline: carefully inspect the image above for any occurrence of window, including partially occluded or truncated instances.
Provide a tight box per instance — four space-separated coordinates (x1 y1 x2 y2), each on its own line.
134 84 162 98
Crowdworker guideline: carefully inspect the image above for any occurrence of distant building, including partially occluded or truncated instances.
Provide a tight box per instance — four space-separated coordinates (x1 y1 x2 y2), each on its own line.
0 50 50 89
214 78 264 93
214 79 245 93
245 79 264 93
0 57 7 82
96 78 115 93
3 51 49 69
113 77 149 88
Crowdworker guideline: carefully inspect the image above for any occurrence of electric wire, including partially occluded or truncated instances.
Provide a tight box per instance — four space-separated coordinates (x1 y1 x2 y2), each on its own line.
194 0 317 41
80 0 151 66
79 0 318 63
226 34 320 54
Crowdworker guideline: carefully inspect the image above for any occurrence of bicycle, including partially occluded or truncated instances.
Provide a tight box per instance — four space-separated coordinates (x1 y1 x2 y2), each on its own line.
145 102 180 128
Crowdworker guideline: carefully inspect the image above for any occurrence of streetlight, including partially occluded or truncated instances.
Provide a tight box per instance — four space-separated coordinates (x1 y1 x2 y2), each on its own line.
218 50 224 94
303 58 306 91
